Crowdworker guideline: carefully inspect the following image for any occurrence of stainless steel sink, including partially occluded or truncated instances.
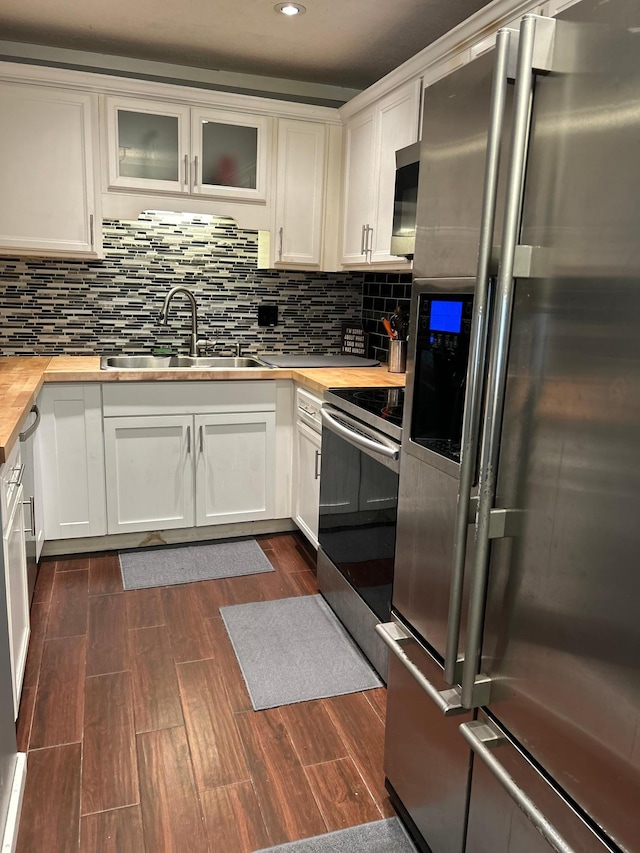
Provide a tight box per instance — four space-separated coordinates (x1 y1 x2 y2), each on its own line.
100 355 271 370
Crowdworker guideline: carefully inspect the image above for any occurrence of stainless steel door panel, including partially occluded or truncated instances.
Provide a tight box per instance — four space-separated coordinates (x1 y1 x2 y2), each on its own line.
393 452 472 659
478 5 640 849
465 714 614 853
385 630 473 853
521 1 640 279
482 279 640 852
414 51 514 279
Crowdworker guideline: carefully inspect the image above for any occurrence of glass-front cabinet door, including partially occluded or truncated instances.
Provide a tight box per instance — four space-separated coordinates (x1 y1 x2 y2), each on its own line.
192 108 270 202
106 98 270 203
106 98 190 194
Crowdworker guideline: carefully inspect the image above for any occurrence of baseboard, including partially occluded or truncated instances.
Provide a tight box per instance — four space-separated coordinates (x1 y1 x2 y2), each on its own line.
2 753 27 853
41 517 297 556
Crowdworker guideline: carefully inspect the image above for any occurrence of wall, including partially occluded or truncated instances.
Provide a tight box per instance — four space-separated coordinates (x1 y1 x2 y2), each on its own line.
0 212 364 358
0 212 413 363
362 273 412 364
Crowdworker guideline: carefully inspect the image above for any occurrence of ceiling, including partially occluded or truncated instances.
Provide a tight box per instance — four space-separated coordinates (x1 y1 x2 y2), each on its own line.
0 0 492 100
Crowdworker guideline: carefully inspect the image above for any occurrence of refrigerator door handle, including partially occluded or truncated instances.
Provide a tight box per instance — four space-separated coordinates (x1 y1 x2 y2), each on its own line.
376 622 467 717
461 15 553 710
444 27 518 687
460 721 577 853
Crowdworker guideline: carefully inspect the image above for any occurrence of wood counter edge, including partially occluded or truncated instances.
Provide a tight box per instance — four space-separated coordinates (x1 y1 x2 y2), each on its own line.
1 358 405 461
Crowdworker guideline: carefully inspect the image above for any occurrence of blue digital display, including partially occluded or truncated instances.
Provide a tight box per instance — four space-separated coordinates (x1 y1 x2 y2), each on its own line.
429 300 463 333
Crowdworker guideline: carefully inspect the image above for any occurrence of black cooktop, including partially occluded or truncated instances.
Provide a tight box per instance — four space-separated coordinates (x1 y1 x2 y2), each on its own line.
324 386 405 440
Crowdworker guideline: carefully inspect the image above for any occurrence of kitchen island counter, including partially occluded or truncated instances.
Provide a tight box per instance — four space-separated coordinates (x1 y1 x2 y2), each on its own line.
0 356 405 461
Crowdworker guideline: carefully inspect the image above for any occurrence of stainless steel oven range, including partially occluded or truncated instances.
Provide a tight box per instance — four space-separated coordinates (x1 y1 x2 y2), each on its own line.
317 386 403 681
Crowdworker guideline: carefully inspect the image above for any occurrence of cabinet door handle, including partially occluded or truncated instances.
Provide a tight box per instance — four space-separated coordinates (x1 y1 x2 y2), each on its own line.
90 214 94 249
199 424 204 453
184 154 189 187
186 425 191 454
366 224 373 257
19 405 40 442
9 464 25 487
193 155 198 188
314 449 321 480
279 227 284 260
23 497 35 536
360 224 367 255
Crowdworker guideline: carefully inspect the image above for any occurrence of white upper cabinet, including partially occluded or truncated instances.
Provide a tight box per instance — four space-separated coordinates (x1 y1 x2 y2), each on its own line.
273 119 327 267
340 78 421 268
192 108 270 202
341 110 376 265
106 96 271 204
106 97 191 195
0 83 101 259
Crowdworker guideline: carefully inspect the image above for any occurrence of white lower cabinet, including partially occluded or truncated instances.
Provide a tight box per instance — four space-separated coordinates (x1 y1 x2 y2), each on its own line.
39 384 107 540
1 442 30 719
37 381 286 541
101 382 278 536
292 386 323 548
104 415 195 534
195 412 276 526
294 419 321 548
4 489 29 719
104 411 276 534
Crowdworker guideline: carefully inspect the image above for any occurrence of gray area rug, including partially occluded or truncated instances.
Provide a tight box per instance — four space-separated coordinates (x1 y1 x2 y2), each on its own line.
255 819 417 852
220 594 382 710
119 538 274 590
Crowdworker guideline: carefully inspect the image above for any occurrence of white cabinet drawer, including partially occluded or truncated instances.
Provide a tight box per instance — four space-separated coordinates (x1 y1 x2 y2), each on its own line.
1 442 23 536
295 386 323 432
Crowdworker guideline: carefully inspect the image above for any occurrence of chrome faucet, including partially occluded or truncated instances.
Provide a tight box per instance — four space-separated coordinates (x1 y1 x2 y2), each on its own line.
158 286 201 357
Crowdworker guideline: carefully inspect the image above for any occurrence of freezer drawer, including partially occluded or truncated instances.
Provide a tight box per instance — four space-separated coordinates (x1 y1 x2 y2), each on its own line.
383 618 473 853
463 714 615 853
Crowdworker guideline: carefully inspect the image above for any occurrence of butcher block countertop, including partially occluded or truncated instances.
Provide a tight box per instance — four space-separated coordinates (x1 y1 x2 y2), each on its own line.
0 356 405 462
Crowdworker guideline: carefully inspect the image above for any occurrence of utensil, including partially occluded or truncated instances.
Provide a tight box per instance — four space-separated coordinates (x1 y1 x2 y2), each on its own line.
383 317 397 340
389 307 408 341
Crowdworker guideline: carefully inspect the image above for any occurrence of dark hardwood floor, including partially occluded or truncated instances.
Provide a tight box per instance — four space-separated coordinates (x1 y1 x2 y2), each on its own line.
15 533 392 852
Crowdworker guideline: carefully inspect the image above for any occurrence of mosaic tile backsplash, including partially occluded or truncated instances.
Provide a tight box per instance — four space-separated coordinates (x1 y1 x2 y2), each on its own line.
0 213 366 358
362 272 412 364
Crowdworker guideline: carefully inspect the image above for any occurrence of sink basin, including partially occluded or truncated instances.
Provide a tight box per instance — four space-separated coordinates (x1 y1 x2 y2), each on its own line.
100 355 271 370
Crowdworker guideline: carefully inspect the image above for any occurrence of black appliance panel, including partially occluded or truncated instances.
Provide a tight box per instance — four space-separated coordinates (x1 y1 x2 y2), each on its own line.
410 293 474 461
318 425 398 623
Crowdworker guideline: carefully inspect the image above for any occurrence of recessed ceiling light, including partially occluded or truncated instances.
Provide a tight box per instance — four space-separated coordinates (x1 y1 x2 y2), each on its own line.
274 3 306 16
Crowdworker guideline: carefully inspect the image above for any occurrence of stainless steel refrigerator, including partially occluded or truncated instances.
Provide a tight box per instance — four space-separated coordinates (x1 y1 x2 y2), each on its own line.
378 1 640 851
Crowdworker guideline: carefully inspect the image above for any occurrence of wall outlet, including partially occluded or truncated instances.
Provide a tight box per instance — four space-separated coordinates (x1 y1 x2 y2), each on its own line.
258 305 278 327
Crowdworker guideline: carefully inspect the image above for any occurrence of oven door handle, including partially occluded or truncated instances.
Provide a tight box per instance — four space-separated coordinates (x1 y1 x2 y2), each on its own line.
320 407 400 463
